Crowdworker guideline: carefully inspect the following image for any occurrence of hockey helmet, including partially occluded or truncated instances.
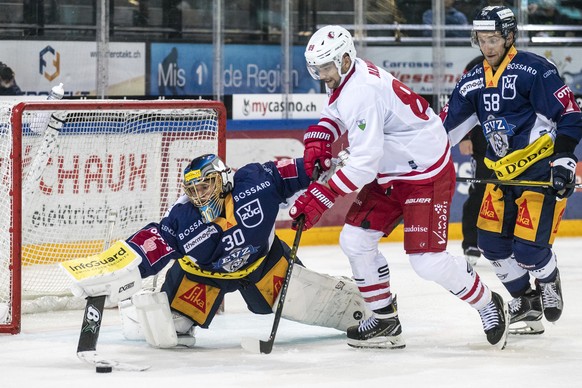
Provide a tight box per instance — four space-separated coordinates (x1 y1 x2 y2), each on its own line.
183 154 232 223
471 6 517 47
304 25 356 81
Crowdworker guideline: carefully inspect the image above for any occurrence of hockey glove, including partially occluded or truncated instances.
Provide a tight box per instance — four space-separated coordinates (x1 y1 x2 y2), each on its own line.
289 182 337 230
304 125 334 179
550 153 578 199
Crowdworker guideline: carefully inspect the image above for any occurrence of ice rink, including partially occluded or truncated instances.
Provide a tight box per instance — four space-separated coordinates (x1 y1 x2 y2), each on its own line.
2 238 581 388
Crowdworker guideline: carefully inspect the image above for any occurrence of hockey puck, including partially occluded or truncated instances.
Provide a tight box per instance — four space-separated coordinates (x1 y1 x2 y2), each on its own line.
96 365 113 373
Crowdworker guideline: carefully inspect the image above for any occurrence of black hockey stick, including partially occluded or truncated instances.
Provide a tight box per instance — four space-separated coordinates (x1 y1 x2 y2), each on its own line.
241 215 306 354
456 176 580 189
76 295 150 372
74 212 150 372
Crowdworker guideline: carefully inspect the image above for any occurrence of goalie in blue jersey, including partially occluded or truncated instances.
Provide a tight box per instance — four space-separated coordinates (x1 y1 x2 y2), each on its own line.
441 6 582 335
62 154 371 348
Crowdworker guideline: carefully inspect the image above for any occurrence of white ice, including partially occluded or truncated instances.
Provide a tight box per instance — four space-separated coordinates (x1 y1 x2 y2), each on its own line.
2 238 582 388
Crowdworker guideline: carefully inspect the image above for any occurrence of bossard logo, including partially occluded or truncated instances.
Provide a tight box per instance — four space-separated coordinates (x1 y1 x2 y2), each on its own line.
236 198 263 228
273 275 284 304
179 283 207 313
502 75 517 99
357 119 366 130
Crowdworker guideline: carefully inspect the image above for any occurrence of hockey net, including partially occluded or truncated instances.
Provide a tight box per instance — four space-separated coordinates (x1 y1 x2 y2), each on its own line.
0 99 226 334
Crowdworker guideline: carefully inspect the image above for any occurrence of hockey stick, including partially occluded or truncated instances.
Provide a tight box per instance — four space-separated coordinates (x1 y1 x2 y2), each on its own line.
76 212 150 372
456 176 581 189
241 215 306 354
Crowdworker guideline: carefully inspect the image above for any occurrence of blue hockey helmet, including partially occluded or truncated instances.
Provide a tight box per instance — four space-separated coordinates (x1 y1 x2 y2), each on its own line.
183 154 232 223
471 6 517 46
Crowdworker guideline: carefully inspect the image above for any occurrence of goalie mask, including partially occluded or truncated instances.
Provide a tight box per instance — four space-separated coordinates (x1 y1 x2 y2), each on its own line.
471 6 517 48
305 25 356 84
183 154 233 223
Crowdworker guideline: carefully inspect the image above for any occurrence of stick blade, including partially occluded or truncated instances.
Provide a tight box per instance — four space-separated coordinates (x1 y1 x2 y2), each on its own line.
78 351 151 372
240 337 273 354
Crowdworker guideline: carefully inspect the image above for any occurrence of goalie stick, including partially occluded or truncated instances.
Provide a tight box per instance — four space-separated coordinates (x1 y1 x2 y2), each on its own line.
456 176 581 189
76 212 151 372
241 215 306 354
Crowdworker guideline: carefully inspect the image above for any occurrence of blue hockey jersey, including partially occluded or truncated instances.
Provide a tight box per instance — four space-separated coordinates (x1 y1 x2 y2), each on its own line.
441 46 582 180
127 159 310 279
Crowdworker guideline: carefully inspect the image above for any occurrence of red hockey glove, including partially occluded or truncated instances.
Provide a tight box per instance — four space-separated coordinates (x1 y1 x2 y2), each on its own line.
304 125 333 179
289 182 337 230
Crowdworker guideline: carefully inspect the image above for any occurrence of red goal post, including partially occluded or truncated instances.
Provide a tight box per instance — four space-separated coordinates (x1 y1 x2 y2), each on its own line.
0 99 226 334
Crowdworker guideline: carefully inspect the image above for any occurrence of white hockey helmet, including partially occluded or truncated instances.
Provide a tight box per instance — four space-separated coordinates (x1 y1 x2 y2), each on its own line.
304 25 356 81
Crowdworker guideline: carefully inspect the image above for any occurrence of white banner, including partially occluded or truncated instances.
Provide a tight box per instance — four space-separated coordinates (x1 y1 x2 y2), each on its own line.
0 41 145 96
232 93 328 120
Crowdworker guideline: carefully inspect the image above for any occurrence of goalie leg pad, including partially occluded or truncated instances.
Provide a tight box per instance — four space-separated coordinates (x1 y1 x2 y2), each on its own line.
281 265 373 331
131 291 195 348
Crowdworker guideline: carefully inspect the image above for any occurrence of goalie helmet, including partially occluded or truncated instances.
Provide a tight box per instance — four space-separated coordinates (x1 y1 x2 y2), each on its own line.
304 25 356 81
183 154 233 223
471 6 517 47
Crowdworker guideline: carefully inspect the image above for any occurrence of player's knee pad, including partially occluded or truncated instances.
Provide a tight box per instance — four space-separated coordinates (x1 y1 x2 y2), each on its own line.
339 224 384 259
281 265 372 331
478 231 513 261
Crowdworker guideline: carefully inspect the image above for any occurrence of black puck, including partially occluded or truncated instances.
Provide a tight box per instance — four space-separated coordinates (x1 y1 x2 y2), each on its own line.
96 365 113 373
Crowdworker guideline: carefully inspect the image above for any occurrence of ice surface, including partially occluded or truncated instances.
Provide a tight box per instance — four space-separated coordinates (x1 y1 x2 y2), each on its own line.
2 238 581 387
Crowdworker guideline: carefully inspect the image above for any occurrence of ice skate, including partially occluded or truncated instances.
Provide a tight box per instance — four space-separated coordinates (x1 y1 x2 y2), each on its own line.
538 270 563 322
346 303 405 349
478 292 509 349
508 289 544 335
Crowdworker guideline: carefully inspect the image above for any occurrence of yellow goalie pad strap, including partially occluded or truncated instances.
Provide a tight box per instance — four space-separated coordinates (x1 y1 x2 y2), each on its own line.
60 240 141 282
178 255 266 279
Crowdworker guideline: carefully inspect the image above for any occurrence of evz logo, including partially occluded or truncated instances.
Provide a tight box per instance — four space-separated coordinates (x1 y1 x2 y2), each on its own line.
236 198 263 228
502 75 517 99
482 117 515 157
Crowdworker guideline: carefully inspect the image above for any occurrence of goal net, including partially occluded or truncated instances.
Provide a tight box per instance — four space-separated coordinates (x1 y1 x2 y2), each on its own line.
0 99 226 334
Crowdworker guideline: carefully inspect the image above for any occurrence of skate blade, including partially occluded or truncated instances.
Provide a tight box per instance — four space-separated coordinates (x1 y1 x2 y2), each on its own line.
347 334 406 349
509 320 545 335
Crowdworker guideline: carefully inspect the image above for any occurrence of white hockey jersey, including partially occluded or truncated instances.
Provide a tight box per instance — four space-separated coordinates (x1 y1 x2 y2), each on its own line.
318 58 451 195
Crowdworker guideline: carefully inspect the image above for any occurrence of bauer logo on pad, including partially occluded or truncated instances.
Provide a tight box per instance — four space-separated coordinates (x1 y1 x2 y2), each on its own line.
60 240 139 281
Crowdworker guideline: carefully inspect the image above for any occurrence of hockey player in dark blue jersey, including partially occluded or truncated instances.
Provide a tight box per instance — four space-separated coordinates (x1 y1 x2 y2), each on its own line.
63 154 371 348
440 6 582 335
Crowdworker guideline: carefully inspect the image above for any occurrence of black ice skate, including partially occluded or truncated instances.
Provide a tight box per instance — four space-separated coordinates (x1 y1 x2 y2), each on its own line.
538 269 564 323
346 303 405 349
478 292 509 349
508 288 544 335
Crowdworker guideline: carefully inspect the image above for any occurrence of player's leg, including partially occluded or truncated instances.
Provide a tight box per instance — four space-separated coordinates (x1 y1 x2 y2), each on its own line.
340 182 406 349
477 184 544 334
403 164 508 347
512 189 568 323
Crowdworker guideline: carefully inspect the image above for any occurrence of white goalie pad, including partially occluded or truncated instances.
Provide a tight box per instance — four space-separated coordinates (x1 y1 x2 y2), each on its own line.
282 265 372 331
130 291 179 348
121 291 196 348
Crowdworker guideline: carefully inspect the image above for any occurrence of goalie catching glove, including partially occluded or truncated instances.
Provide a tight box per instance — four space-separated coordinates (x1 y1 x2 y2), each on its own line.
303 125 334 179
59 240 142 304
549 153 578 199
289 182 338 230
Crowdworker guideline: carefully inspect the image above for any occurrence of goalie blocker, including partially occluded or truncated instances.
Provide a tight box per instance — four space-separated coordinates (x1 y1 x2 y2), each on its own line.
60 240 143 305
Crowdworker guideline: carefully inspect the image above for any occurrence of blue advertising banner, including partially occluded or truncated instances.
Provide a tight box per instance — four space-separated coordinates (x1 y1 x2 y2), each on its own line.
150 43 320 95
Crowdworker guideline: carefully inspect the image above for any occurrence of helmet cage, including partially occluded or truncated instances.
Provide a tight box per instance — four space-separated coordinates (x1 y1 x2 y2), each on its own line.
183 154 232 223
